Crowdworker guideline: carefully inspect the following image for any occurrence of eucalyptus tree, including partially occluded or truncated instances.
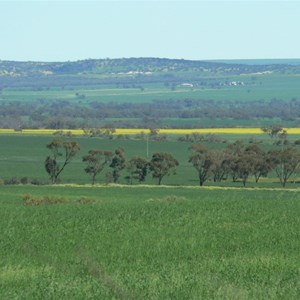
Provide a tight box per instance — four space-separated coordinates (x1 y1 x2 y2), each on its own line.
149 152 179 185
82 149 112 185
188 144 214 186
45 139 80 184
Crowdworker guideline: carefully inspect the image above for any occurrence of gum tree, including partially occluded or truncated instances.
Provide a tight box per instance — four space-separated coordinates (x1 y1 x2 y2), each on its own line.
126 156 148 184
189 144 214 186
269 147 300 187
110 147 126 183
82 149 112 185
45 139 80 184
149 152 179 185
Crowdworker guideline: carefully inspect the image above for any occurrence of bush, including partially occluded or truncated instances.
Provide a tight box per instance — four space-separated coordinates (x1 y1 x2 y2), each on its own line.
30 178 47 185
20 177 29 185
4 177 19 185
76 196 93 204
22 194 69 206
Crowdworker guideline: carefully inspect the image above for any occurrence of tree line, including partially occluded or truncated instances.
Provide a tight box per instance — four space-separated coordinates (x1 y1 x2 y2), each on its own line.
44 138 300 187
1 98 300 130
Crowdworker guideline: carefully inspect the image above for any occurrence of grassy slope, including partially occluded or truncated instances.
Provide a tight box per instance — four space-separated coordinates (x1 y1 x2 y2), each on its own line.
1 185 299 299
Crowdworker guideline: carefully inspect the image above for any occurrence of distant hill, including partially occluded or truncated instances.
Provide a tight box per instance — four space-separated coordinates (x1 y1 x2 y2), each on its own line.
208 59 300 65
1 57 300 88
1 57 300 76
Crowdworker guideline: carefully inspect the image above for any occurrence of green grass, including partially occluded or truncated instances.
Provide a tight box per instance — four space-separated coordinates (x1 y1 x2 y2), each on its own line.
1 74 300 104
0 135 193 184
1 133 300 187
0 134 230 185
1 185 299 299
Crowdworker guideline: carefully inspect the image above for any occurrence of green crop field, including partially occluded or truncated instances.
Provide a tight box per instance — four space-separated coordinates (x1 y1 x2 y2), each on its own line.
0 75 300 103
2 49 300 299
0 133 298 187
1 74 300 104
0 134 192 185
1 185 299 299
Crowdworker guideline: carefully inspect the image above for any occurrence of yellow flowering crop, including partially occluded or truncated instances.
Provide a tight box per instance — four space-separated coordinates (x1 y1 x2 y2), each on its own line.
1 128 300 135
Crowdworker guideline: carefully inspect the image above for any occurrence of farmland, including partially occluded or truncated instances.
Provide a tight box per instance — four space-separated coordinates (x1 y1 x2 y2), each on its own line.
1 57 300 298
0 132 299 188
1 58 300 129
2 74 300 104
1 185 300 299
1 132 300 187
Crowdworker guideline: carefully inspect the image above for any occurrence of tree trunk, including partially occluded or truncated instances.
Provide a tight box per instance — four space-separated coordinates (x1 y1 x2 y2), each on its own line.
158 178 162 185
199 178 203 186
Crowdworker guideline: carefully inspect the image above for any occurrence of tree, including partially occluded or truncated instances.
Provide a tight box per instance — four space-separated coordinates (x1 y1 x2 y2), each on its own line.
244 144 272 183
82 149 112 185
224 141 245 182
261 124 287 139
109 147 126 183
269 147 300 187
149 152 179 185
126 156 148 184
210 150 231 182
226 143 270 186
45 156 59 184
45 139 80 184
235 153 255 187
188 144 214 186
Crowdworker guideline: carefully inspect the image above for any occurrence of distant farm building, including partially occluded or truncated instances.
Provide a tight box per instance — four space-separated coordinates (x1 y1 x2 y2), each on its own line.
180 83 194 87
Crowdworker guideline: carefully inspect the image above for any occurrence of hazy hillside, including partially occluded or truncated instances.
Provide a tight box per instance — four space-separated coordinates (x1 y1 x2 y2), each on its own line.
1 57 300 129
1 57 300 88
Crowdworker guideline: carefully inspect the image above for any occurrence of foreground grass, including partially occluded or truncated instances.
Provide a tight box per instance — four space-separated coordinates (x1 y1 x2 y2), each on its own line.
1 185 299 299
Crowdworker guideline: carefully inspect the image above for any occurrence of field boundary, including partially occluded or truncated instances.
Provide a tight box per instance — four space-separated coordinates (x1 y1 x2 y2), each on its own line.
30 183 300 192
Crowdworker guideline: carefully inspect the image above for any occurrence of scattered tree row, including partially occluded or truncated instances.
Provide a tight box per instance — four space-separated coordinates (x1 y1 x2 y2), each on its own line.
44 138 300 187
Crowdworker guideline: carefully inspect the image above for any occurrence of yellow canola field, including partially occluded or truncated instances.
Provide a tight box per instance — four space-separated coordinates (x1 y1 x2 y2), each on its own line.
1 128 300 135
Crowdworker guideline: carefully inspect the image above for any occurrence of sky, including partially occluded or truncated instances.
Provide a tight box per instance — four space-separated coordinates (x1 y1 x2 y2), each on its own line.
0 1 299 61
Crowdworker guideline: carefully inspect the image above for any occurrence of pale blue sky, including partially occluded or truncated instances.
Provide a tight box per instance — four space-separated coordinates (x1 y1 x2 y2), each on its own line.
0 1 299 61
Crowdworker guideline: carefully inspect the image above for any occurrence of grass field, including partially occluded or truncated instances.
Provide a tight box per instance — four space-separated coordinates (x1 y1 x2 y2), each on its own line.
1 74 300 104
1 133 300 187
0 135 200 185
2 61 300 299
1 185 299 299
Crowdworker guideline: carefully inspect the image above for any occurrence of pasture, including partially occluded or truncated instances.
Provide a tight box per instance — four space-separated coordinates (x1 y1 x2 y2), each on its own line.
1 132 300 187
0 132 297 187
1 185 299 299
2 59 300 299
1 73 300 104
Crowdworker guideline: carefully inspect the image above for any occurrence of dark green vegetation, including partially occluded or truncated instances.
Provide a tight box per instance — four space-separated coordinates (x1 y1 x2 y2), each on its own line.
1 185 299 299
1 58 300 128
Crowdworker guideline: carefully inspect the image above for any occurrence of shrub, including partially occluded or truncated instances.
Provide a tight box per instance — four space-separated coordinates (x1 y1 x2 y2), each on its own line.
76 196 93 204
4 177 19 185
20 177 29 185
22 194 69 206
30 178 47 185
